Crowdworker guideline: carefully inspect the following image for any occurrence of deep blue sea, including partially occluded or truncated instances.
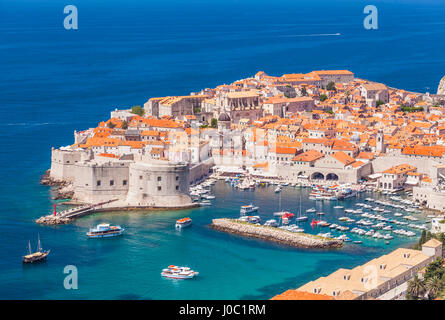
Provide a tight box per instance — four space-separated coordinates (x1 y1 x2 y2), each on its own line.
0 0 444 299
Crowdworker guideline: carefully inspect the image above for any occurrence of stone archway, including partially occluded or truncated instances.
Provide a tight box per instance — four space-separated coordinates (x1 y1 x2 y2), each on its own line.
326 173 339 181
311 172 325 180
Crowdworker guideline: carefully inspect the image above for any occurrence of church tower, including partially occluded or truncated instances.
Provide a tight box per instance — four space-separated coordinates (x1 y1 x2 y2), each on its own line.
376 129 386 154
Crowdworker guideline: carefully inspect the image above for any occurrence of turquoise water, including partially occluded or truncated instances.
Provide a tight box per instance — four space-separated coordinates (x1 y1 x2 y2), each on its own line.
0 0 443 299
1 182 425 299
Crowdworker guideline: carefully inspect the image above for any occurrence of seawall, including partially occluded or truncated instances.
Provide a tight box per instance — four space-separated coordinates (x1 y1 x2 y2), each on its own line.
210 218 343 249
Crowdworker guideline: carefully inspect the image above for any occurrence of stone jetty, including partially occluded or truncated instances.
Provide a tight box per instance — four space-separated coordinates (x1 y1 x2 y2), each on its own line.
210 218 343 249
35 215 72 225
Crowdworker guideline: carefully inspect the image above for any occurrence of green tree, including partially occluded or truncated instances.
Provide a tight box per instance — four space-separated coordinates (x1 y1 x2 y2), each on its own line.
121 120 128 130
301 87 308 96
107 121 116 129
131 105 145 116
326 82 336 91
376 100 384 107
425 276 443 300
407 275 425 300
319 94 328 102
211 118 218 128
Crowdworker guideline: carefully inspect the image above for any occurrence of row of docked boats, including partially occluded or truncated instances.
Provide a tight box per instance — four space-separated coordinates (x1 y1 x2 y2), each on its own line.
190 179 217 206
308 184 361 201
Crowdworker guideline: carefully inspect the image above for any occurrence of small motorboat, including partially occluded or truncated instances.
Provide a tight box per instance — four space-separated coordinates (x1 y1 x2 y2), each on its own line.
275 187 282 193
306 208 316 213
199 200 212 206
353 240 362 244
176 217 192 229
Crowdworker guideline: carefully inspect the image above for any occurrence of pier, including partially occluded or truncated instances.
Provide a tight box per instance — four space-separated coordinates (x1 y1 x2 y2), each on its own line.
210 218 343 249
36 199 119 225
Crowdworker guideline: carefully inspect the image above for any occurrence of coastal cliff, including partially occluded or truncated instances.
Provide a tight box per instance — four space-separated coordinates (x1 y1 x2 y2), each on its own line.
210 218 343 249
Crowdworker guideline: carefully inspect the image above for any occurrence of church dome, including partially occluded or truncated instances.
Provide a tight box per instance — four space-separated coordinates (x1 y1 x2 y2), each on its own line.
218 113 231 122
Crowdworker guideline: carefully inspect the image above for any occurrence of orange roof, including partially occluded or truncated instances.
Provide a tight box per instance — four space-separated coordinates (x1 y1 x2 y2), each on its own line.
271 290 334 300
383 164 416 175
292 150 324 162
331 151 355 166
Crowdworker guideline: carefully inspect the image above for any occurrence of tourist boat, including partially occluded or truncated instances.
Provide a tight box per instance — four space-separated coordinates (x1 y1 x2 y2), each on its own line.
240 204 259 215
22 234 50 264
87 223 124 238
161 265 199 280
176 217 192 229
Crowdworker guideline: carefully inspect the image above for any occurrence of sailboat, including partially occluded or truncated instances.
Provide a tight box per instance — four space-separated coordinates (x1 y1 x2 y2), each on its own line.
295 194 308 222
22 234 50 264
273 192 285 216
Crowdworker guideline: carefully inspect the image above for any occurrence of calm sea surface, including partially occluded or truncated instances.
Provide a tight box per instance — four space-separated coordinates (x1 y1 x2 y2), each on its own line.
0 0 444 299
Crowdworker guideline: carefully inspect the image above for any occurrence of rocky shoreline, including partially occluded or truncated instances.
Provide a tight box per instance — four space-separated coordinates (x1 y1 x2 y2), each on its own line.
210 218 343 249
40 170 74 200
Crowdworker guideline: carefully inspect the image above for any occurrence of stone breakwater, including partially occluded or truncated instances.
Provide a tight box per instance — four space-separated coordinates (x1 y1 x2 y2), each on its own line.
35 215 72 225
210 219 343 249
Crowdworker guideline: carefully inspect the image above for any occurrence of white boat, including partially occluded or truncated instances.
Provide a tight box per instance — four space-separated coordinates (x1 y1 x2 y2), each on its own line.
87 223 124 238
274 187 282 193
161 265 199 280
295 194 308 222
199 200 212 206
264 219 278 227
334 206 344 209
176 218 192 229
240 204 259 214
306 208 316 213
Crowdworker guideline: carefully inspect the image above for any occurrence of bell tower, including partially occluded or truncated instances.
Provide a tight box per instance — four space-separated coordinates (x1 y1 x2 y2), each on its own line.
376 129 386 154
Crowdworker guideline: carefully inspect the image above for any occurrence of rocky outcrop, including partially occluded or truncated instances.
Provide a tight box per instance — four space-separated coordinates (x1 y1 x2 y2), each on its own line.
210 219 342 249
35 215 72 225
40 170 74 200
438 76 445 95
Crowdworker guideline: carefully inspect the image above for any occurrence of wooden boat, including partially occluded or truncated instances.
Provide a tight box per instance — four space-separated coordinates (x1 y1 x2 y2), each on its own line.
23 234 50 264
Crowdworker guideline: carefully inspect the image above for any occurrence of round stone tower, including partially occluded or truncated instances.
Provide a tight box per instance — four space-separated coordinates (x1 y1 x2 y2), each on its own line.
437 75 445 95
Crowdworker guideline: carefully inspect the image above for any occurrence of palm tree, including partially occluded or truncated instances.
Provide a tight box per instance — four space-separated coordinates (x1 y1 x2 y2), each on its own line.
407 275 425 300
425 276 443 300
